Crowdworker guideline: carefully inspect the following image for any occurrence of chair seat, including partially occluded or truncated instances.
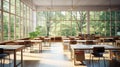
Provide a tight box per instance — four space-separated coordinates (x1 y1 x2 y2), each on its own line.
92 53 103 57
75 51 84 54
0 54 7 58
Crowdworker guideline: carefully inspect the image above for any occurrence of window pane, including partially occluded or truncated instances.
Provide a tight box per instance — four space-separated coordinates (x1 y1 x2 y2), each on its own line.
11 0 15 5
16 17 20 39
0 11 1 41
16 0 20 15
3 1 9 12
0 0 1 9
3 12 9 40
10 15 15 40
11 5 15 13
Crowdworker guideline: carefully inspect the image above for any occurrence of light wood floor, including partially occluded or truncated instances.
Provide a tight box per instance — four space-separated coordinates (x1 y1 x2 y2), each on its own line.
2 42 120 67
23 42 120 67
24 42 78 67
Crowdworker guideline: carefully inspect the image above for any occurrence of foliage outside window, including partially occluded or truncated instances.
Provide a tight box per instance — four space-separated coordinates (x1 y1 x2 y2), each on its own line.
37 11 120 37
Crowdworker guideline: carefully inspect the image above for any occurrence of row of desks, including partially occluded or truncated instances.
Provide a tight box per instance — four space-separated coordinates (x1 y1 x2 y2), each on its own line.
0 40 43 67
15 40 42 53
63 40 98 43
70 44 120 65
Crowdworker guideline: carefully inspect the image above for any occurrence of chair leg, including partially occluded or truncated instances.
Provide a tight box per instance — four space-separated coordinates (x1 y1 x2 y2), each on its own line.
92 56 94 67
74 55 76 65
0 59 2 67
103 57 106 67
3 58 5 67
89 50 92 63
9 55 10 67
99 57 100 67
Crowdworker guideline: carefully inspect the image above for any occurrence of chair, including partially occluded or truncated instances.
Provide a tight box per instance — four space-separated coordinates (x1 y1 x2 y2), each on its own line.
86 41 96 45
24 40 33 52
69 37 75 40
0 48 9 67
69 40 77 50
91 47 106 67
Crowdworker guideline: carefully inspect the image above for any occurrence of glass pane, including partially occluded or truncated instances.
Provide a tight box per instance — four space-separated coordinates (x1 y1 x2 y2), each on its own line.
116 11 120 20
11 0 15 5
0 0 1 9
61 21 71 36
10 15 15 40
5 0 9 2
16 0 20 15
20 18 24 38
0 11 1 41
116 21 120 36
16 17 20 39
3 1 9 12
11 5 15 13
3 12 9 40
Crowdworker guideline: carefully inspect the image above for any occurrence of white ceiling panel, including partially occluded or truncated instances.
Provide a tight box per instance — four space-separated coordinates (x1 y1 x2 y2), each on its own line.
33 0 51 6
73 0 110 6
31 0 120 11
53 0 72 6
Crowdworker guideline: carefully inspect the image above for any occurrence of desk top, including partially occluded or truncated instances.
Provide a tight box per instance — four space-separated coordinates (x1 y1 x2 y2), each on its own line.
71 44 120 50
100 37 114 39
0 45 25 51
15 40 42 42
63 40 98 43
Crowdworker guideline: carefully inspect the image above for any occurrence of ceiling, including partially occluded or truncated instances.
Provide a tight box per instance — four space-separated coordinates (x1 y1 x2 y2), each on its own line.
31 0 120 11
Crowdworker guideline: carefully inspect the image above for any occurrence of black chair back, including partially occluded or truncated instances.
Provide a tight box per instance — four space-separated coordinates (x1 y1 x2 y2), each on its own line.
0 48 4 54
93 47 105 53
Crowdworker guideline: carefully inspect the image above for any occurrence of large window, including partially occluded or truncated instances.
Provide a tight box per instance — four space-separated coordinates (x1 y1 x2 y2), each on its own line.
0 11 2 41
37 11 120 36
90 11 120 36
0 0 33 42
37 11 87 36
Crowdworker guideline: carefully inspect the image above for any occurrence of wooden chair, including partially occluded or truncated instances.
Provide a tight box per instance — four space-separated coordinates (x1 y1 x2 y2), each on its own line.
86 40 96 45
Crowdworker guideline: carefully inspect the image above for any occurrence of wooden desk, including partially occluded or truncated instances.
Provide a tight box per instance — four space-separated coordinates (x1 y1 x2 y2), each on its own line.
70 44 120 60
62 40 98 50
30 40 42 52
63 40 98 44
15 40 42 53
44 38 51 46
0 45 25 67
99 37 114 45
116 40 120 46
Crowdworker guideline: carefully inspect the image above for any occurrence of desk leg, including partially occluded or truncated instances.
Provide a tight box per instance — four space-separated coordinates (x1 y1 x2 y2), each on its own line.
49 40 51 47
39 42 42 53
41 42 42 52
21 50 23 67
110 50 112 59
71 49 73 59
14 50 16 67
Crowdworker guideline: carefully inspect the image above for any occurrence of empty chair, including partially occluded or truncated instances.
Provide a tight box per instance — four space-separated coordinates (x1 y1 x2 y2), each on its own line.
69 40 77 45
69 40 77 50
0 48 10 67
69 37 75 40
24 40 33 52
91 47 106 67
86 41 96 45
